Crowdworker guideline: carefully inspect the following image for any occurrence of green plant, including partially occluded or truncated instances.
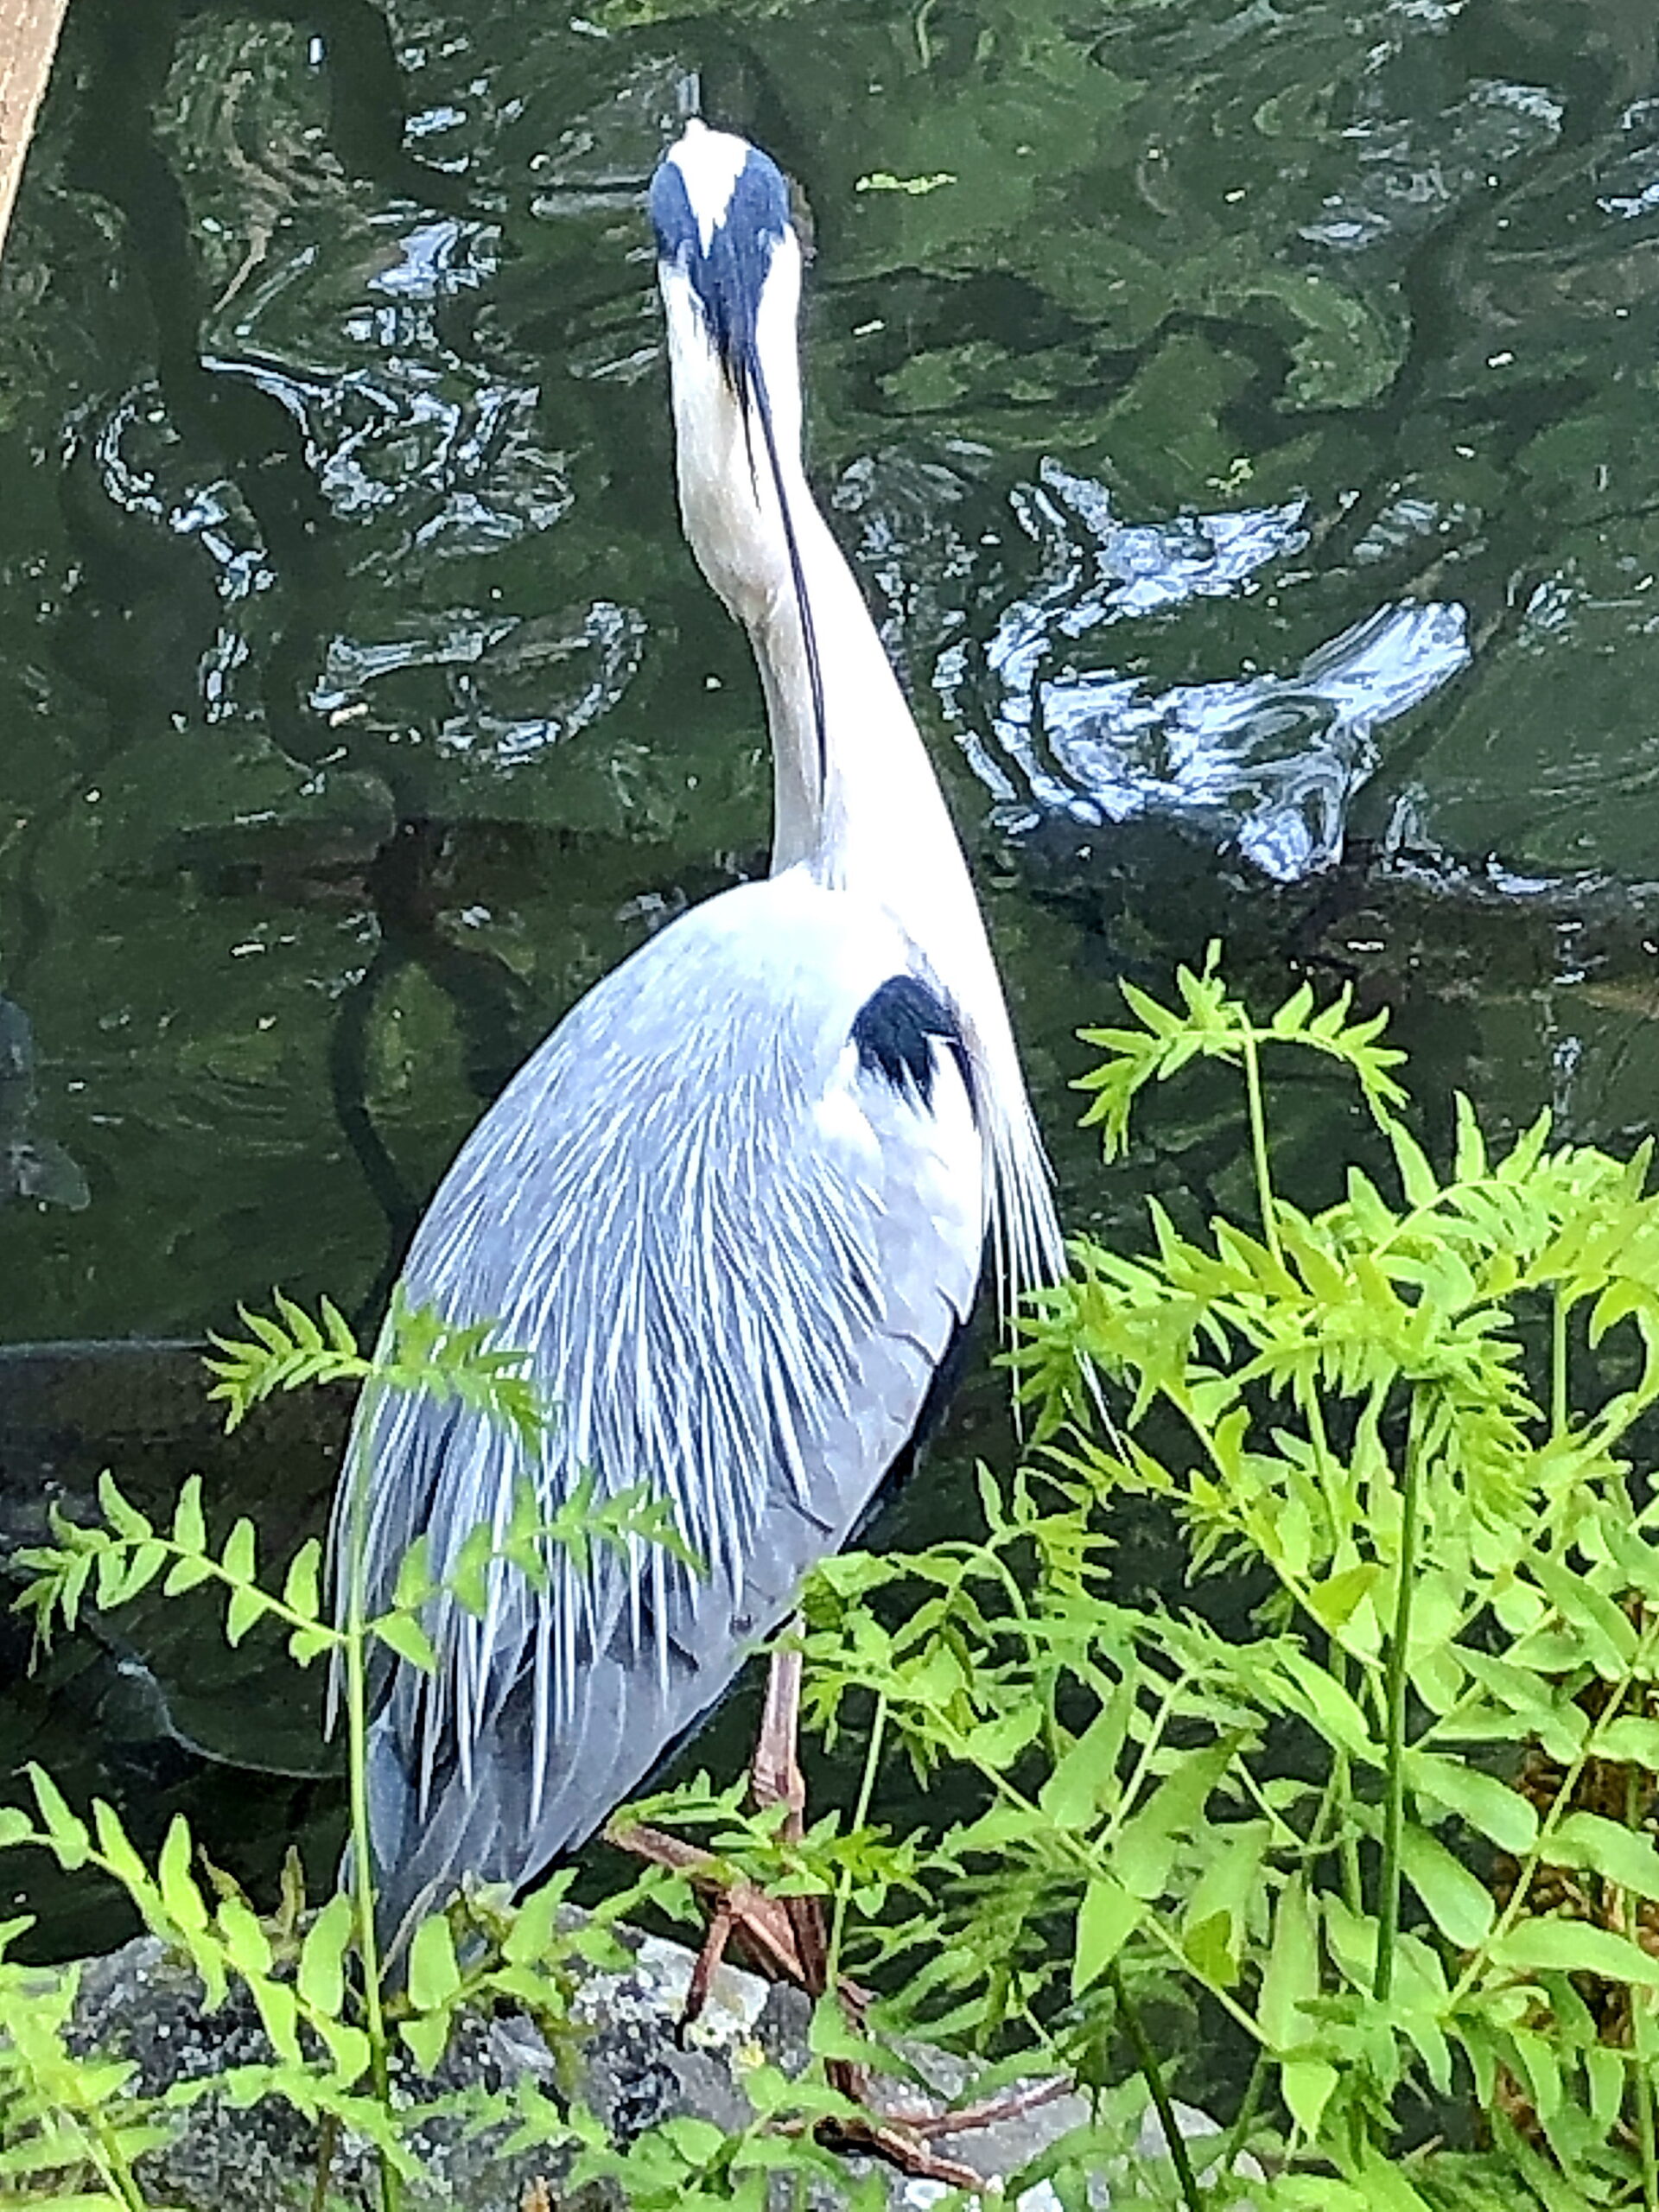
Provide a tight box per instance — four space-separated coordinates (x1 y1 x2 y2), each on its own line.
636 950 1659 2212
1041 951 1659 2207
0 1295 678 2210
0 1921 170 2211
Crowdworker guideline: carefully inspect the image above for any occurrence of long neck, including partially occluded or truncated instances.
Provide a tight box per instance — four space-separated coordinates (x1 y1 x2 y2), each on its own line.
754 489 977 919
729 444 1065 1305
664 254 1064 1300
662 270 982 912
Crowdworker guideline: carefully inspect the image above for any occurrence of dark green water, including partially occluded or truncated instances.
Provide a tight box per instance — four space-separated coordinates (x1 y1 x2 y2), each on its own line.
6 0 1659 1949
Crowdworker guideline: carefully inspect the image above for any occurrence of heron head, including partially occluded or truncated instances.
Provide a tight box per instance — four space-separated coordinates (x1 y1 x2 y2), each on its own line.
650 120 800 429
651 121 825 778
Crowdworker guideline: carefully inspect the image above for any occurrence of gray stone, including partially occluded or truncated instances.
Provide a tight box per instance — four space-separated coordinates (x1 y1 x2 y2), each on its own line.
63 1918 1248 2209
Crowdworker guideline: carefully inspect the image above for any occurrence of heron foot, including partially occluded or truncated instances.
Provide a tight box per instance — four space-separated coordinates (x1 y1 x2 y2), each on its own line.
792 2075 1074 2190
604 1815 870 2031
607 1637 863 2046
608 1635 1073 2186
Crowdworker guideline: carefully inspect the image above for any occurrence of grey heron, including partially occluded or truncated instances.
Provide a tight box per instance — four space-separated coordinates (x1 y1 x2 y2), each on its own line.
341 119 1063 1951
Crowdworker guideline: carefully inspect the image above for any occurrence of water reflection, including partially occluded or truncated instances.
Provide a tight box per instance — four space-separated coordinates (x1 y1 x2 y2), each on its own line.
315 598 647 766
1303 75 1565 257
937 459 1470 880
1599 100 1659 222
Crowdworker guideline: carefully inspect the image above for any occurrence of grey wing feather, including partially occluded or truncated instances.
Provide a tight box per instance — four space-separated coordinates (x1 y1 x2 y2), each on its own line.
339 867 982 1947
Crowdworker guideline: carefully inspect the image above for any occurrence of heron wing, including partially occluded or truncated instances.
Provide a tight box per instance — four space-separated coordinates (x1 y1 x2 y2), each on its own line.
342 865 982 1942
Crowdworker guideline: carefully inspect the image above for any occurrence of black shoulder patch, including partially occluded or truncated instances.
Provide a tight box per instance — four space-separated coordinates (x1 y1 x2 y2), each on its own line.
851 975 976 1118
649 146 791 390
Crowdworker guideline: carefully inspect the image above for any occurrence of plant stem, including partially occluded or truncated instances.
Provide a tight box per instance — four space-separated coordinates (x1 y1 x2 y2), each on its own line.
1331 1645 1365 1914
344 1396 402 2212
1291 1334 1363 1899
1217 2046 1268 2185
1291 1719 1363 1904
1239 1025 1283 1268
311 2115 341 2212
1116 1668 1198 1833
1627 1771 1659 2212
1107 1961 1205 2212
87 2120 148 2212
1330 1774 1364 1925
824 1691 886 1999
1551 1292 1568 1445
1373 1403 1423 2006
1637 2056 1659 2212
1300 1378 1366 1915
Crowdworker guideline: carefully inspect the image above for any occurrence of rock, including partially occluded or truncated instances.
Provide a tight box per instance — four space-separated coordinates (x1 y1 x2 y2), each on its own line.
65 1917 1248 2209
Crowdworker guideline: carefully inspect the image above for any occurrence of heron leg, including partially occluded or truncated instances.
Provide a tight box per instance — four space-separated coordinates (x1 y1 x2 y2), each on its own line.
610 1656 1071 2184
681 1893 738 2030
750 1639 808 1831
677 1633 835 2042
747 1637 833 2023
743 1637 1076 2168
608 1636 830 2031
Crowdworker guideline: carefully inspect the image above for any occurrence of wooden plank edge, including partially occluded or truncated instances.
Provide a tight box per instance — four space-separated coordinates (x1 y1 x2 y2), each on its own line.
0 0 73 270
